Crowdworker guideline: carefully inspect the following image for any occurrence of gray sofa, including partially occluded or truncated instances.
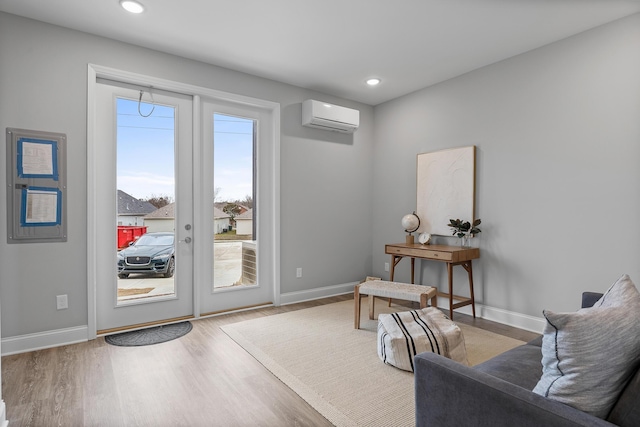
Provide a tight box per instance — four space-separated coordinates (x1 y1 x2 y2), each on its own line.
414 292 640 426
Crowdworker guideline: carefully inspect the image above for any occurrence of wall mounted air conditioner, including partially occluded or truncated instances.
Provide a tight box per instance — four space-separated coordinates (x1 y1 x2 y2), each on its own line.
302 99 360 133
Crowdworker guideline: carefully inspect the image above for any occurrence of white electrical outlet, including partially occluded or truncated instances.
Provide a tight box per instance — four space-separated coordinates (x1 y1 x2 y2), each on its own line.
56 294 68 310
296 267 303 278
384 262 389 272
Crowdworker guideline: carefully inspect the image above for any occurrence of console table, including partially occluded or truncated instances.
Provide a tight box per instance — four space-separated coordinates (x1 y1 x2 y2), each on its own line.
385 243 480 319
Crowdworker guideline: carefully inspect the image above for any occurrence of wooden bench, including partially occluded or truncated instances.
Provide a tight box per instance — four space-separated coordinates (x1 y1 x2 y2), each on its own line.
354 280 437 329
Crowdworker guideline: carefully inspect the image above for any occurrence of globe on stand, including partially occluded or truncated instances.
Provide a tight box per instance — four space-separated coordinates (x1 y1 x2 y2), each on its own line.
401 212 420 245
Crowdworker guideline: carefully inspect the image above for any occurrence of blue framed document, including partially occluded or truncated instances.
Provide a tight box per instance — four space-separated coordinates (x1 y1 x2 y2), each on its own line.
20 187 62 227
7 127 67 243
17 138 59 180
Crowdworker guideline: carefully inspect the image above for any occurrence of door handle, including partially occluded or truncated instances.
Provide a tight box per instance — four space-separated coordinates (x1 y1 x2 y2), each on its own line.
180 224 192 243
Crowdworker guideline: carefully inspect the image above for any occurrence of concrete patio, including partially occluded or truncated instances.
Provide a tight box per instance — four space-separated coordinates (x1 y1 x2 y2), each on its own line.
117 240 244 301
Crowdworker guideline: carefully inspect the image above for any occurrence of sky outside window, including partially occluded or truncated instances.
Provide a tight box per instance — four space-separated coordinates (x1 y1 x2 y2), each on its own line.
213 113 254 203
116 99 254 202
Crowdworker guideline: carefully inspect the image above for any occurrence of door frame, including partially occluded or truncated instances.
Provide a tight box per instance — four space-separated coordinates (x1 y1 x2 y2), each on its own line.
86 64 281 340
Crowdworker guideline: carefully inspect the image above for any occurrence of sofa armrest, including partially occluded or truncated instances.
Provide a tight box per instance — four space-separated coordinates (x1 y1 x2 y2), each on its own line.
414 352 615 427
582 292 603 308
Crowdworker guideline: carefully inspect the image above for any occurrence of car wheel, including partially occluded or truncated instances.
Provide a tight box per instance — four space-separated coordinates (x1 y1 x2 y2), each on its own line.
118 273 129 279
164 257 175 278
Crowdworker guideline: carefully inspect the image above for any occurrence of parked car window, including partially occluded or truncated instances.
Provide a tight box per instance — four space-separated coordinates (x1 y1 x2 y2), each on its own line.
135 234 174 246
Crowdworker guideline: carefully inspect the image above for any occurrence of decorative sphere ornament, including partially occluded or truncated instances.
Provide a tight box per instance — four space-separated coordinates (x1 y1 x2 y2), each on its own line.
401 212 420 234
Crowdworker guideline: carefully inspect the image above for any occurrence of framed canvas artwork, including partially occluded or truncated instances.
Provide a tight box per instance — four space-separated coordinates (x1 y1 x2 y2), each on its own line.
416 146 476 236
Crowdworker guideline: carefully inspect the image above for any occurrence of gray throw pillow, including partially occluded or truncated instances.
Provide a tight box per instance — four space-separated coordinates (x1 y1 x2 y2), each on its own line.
592 274 639 308
532 274 640 419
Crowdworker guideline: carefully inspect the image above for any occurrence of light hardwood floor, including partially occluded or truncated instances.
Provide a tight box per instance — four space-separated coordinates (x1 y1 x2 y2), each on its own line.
1 295 539 426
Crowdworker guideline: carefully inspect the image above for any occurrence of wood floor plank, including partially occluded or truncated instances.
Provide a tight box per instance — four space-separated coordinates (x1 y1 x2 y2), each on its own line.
2 294 539 426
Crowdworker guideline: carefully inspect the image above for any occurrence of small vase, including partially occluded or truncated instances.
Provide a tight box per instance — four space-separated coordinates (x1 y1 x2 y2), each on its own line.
460 235 471 248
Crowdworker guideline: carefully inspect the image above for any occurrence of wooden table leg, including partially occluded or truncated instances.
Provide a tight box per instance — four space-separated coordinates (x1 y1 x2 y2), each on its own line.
354 284 361 329
389 254 397 281
410 257 415 284
447 262 454 319
388 255 396 307
463 261 476 318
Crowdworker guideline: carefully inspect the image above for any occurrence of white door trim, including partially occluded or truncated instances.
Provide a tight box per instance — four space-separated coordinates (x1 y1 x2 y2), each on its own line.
87 64 280 340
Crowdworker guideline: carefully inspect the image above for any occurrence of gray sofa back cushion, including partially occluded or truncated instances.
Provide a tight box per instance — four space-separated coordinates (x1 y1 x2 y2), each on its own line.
474 343 542 391
607 366 640 426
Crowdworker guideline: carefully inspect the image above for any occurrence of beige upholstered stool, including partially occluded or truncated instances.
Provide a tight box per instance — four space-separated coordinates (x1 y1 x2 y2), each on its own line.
354 280 437 329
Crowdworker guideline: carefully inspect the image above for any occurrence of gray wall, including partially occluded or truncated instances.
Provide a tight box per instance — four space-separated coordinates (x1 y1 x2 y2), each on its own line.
2 10 638 341
0 12 374 338
371 13 640 317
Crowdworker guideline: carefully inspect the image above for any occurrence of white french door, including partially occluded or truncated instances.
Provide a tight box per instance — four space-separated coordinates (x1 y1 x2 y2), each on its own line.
197 98 276 314
94 81 194 332
88 65 280 337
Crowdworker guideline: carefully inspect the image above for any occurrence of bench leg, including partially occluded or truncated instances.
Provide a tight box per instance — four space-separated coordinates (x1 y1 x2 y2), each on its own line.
420 293 427 309
419 292 438 309
354 284 361 329
369 295 376 320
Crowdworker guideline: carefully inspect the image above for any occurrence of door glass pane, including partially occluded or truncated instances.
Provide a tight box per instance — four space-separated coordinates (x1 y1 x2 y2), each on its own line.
116 97 176 303
213 113 256 290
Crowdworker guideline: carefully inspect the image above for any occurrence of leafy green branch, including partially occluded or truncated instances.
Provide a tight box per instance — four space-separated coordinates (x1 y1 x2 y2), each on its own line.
448 218 482 238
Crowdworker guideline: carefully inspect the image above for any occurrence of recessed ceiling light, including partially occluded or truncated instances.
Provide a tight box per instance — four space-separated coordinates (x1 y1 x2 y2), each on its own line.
366 78 381 86
120 0 145 14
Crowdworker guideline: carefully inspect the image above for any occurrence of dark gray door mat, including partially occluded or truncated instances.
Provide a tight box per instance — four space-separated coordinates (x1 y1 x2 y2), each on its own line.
105 321 192 346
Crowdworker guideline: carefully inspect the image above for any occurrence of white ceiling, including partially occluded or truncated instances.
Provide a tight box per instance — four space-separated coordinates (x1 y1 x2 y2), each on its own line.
1 0 639 105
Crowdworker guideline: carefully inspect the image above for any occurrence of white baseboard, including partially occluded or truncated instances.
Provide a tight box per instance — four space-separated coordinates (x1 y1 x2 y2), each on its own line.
1 325 88 356
480 304 546 334
0 400 7 427
0 282 356 356
0 288 545 357
435 296 545 334
282 286 546 334
279 281 357 305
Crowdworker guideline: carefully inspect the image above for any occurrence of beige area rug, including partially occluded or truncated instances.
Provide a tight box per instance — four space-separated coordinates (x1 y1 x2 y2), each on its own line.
221 300 525 427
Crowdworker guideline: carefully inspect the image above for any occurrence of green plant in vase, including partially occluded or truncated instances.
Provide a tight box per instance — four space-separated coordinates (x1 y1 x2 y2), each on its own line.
448 218 481 247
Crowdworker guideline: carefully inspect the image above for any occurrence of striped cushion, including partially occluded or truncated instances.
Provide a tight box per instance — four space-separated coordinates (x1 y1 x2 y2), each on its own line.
377 307 469 372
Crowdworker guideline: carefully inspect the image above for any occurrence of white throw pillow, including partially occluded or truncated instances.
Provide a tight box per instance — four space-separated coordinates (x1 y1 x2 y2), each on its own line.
533 275 640 419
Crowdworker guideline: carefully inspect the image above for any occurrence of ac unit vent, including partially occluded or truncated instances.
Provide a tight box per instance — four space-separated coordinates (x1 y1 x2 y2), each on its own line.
302 100 359 133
